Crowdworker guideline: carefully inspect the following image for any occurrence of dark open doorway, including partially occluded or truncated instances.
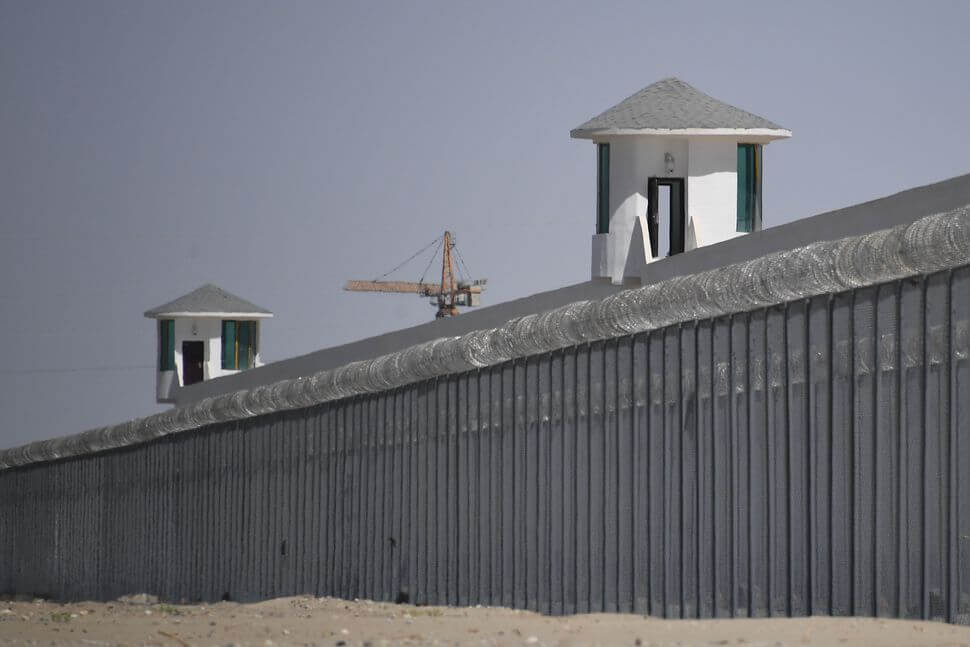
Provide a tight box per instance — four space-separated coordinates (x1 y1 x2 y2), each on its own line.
647 177 686 258
182 341 205 385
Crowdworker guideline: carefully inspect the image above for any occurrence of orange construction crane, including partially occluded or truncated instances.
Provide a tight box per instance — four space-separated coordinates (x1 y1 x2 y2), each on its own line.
344 231 487 319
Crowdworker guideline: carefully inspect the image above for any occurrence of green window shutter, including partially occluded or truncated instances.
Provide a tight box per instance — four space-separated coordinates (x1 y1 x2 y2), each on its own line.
159 320 175 371
753 144 763 232
597 143 611 234
238 321 251 370
250 321 258 367
166 321 175 370
221 320 236 370
737 144 751 232
737 144 762 233
158 320 165 370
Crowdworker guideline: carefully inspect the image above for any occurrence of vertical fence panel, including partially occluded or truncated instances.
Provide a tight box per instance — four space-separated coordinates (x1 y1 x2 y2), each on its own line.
463 373 477 608
252 420 268 599
210 431 223 600
297 414 310 596
900 277 925 617
713 318 733 617
446 376 459 606
663 328 682 617
206 430 219 601
588 343 606 612
875 285 901 617
808 296 832 615
562 348 578 615
489 364 503 607
632 333 650 615
432 379 446 604
354 399 368 601
512 360 527 609
853 288 877 617
335 405 348 599
537 353 552 614
363 397 376 601
766 306 789 617
696 322 715 618
647 331 664 616
388 392 401 601
680 324 698 618
831 293 855 615
747 311 769 616
574 346 590 613
268 418 281 600
924 273 950 620
378 394 389 601
227 421 239 599
415 382 429 604
550 352 564 615
0 474 7 594
787 301 810 617
248 421 261 600
525 357 540 611
617 338 634 613
731 314 750 617
952 267 970 624
603 341 619 613
405 388 417 604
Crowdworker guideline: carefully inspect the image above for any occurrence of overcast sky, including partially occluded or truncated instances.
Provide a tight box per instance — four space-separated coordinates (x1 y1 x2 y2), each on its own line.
2 0 969 449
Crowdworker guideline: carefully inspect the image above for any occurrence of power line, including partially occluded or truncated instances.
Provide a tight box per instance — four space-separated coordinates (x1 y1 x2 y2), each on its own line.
0 364 155 376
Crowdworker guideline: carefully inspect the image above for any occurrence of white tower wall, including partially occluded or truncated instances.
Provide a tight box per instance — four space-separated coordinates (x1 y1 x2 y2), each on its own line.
687 137 745 249
592 135 765 284
155 316 264 404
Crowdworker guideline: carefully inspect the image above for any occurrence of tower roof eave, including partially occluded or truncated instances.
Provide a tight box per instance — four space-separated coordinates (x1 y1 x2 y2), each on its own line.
144 283 272 319
570 126 792 141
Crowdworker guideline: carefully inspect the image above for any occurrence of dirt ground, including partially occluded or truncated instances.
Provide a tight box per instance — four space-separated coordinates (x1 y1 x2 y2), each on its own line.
1 595 969 646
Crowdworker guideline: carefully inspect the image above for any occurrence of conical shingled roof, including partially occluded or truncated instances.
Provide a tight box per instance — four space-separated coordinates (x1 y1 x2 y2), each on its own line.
144 284 273 318
571 77 789 138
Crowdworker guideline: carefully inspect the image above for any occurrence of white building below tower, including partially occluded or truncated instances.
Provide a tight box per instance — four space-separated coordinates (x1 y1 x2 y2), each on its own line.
571 78 791 284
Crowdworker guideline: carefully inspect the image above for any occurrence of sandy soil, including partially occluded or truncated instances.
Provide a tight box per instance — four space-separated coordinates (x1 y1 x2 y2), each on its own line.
0 595 968 646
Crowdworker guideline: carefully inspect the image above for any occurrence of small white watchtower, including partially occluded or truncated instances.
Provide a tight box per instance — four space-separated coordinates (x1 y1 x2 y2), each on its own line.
144 284 273 403
571 78 791 284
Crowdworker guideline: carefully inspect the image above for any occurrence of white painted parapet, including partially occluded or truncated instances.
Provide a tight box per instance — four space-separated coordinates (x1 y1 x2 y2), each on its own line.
687 137 746 248
591 233 610 279
601 135 688 283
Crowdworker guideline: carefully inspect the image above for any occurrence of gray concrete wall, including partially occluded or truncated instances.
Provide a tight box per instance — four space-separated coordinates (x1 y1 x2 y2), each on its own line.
2 265 968 622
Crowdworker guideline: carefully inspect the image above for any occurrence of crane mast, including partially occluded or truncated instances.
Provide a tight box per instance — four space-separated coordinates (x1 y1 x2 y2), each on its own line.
438 231 457 318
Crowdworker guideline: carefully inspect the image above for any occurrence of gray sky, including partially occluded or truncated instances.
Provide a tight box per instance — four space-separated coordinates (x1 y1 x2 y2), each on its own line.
2 0 968 449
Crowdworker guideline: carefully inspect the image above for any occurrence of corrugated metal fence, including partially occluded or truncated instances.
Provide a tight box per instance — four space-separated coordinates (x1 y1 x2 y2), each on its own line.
1 266 969 623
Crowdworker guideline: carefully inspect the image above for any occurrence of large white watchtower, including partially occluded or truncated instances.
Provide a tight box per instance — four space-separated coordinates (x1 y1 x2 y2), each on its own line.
571 78 791 284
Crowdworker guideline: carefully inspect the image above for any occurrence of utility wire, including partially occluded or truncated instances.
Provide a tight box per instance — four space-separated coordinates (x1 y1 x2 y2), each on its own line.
0 364 155 376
